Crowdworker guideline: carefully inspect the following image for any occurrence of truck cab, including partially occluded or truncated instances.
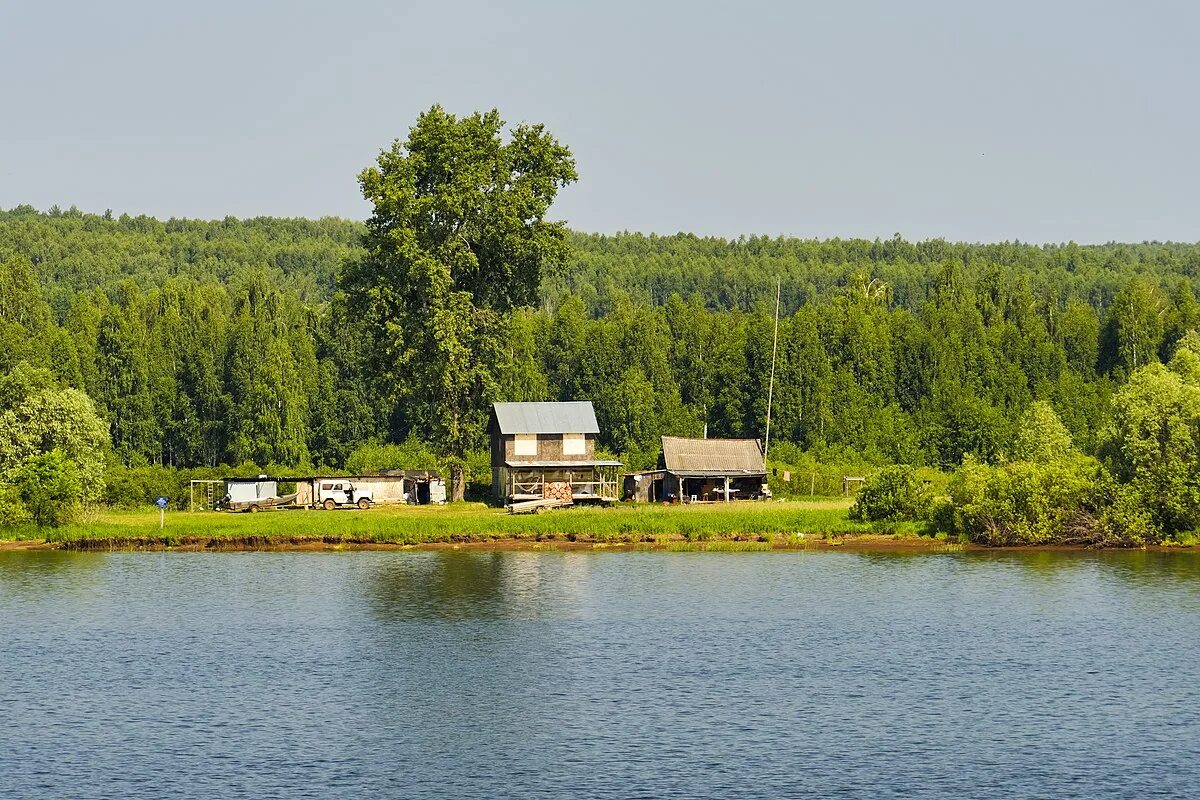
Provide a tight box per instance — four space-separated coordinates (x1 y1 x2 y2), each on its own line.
316 480 373 510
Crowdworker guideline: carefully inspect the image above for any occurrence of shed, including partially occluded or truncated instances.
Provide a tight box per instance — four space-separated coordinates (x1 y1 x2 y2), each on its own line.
489 401 620 503
295 471 446 507
622 469 667 503
660 436 768 502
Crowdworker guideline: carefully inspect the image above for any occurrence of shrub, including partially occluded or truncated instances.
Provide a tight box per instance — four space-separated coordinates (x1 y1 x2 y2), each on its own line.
1102 363 1200 539
849 465 933 522
346 438 442 474
0 480 30 527
11 450 83 527
1098 484 1160 546
929 497 955 534
1011 401 1074 464
947 455 1105 545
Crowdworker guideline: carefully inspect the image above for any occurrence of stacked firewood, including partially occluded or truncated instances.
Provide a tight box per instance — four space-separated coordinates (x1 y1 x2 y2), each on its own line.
543 481 573 502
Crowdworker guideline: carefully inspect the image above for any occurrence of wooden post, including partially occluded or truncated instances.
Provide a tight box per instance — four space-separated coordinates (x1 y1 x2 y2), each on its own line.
724 476 731 503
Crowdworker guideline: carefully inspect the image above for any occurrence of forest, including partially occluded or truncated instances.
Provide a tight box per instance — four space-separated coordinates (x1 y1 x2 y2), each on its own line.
3 111 1200 544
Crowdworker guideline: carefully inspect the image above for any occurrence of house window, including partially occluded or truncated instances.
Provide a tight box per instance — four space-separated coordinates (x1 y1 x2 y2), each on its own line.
562 433 585 455
514 433 538 456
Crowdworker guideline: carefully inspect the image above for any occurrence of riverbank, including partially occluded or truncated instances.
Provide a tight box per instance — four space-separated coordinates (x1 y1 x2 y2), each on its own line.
2 500 935 551
3 500 1197 553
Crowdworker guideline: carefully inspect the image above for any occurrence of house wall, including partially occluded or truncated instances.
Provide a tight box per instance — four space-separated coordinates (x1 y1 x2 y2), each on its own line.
491 433 599 500
623 472 666 503
501 433 597 463
351 476 409 504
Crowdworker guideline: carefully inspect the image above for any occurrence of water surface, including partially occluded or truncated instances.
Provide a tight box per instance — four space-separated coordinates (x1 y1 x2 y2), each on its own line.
2 549 1198 798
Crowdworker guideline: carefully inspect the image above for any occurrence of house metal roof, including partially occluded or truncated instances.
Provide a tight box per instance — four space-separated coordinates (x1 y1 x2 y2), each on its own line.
661 436 767 476
505 459 623 468
492 401 600 434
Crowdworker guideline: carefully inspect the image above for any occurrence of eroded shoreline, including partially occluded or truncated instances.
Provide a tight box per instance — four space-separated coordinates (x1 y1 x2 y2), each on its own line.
4 534 1197 554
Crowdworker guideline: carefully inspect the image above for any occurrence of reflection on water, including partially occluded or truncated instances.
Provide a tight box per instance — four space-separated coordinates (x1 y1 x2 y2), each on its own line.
1 548 1199 799
367 551 597 621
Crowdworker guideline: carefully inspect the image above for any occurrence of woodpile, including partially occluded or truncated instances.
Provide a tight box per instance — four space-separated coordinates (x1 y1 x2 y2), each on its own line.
543 481 573 502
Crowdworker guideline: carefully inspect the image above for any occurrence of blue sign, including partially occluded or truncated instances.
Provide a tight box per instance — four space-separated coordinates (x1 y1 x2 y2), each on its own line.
155 497 169 510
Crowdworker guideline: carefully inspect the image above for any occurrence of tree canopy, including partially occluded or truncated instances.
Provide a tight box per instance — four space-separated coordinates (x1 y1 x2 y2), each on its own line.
340 106 577 497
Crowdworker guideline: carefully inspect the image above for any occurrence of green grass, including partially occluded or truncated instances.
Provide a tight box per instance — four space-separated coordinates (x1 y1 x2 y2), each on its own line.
4 499 925 548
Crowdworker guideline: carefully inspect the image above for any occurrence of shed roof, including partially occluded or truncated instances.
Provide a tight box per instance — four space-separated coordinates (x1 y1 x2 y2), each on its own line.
661 436 767 476
492 401 600 434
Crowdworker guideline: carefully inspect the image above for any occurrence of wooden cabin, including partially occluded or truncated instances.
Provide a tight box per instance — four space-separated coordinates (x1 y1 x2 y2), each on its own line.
658 436 769 502
489 401 621 504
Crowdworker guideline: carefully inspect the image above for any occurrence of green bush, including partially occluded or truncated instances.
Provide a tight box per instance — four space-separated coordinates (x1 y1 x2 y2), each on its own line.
849 465 933 522
947 455 1106 545
103 463 230 509
1098 483 1159 546
345 438 442 474
12 450 83 527
929 498 955 534
0 480 30 527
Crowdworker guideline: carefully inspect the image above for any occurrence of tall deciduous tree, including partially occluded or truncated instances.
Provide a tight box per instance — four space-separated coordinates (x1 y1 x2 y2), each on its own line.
342 106 577 499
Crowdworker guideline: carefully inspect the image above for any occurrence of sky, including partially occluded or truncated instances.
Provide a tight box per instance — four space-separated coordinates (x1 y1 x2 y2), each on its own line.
2 0 1197 243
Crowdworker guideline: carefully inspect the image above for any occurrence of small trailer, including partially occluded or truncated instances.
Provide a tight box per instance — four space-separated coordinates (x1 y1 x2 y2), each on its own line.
222 478 298 513
508 497 573 515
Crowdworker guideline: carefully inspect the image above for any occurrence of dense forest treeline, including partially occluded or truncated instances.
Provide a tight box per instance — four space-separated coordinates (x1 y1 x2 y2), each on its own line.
3 205 1199 477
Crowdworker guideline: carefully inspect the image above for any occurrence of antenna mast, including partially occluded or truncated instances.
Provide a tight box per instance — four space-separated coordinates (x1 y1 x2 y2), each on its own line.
764 277 781 458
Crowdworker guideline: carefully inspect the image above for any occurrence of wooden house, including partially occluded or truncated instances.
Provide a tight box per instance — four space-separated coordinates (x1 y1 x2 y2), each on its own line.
489 401 621 504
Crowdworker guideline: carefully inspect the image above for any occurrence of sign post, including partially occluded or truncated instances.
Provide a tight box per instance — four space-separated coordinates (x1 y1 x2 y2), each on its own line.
156 496 168 530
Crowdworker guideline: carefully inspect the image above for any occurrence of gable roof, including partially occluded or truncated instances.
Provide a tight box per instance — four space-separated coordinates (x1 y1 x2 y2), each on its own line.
492 401 600 435
661 436 766 476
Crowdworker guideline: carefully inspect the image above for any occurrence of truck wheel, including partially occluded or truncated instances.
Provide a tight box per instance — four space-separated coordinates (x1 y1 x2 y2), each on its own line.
358 498 371 510
248 505 260 514
323 499 336 511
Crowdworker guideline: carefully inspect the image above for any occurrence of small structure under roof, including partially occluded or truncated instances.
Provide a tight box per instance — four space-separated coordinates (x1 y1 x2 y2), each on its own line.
489 401 619 504
661 436 767 477
625 436 768 503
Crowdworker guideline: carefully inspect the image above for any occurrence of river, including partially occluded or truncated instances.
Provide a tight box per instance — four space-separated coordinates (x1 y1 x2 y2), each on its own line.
1 549 1198 798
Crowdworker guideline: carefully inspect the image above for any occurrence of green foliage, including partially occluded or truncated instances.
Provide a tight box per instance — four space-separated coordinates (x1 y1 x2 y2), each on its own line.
1011 401 1074 463
10 178 1200 541
11 450 83 527
849 465 933 522
345 438 443 474
0 369 108 504
0 480 31 527
1102 363 1200 539
341 106 576 498
946 455 1106 546
0 205 1182 474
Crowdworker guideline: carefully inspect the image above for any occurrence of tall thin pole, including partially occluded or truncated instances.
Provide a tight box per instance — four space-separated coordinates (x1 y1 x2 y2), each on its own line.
764 277 781 458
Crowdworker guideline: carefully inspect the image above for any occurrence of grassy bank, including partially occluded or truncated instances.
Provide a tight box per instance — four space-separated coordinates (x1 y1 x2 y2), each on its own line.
2 500 928 549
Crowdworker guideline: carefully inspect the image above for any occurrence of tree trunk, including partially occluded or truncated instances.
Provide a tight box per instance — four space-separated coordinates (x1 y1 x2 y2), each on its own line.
451 462 466 502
